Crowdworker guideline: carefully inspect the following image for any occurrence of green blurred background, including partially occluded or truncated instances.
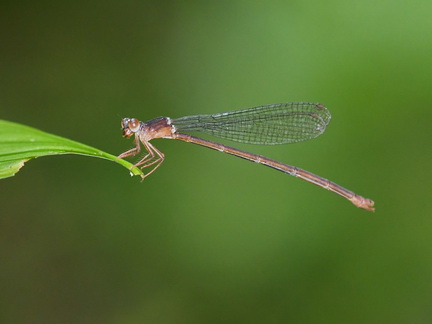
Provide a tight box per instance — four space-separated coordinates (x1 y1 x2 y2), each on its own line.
1 1 432 323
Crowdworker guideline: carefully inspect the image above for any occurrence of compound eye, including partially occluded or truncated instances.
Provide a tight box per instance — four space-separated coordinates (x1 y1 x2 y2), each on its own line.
128 118 140 132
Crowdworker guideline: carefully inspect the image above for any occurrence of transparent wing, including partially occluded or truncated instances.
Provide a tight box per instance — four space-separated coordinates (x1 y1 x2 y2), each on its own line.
171 102 331 145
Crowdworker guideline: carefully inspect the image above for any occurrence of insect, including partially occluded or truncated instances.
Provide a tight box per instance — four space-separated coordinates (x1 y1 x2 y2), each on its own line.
119 102 374 211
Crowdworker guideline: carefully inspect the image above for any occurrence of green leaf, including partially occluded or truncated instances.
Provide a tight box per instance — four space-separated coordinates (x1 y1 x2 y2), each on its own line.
0 119 144 179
